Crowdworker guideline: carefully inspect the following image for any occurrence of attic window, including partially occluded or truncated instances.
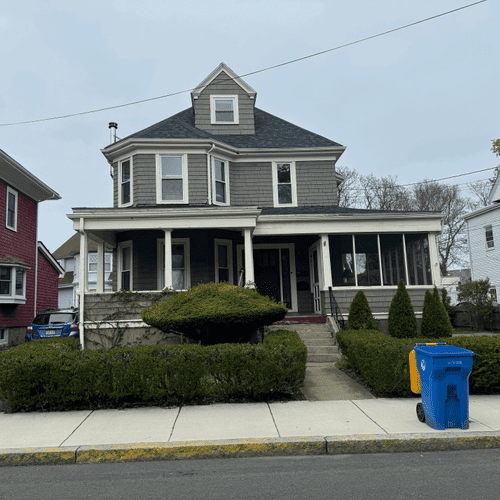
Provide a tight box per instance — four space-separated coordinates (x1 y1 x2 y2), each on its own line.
211 96 239 124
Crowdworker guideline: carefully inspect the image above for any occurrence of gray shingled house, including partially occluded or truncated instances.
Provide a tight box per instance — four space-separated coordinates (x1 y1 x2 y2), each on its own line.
67 63 443 346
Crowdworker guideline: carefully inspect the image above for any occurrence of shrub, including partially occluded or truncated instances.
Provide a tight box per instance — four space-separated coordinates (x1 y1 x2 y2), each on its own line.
337 328 500 397
0 330 305 411
420 287 454 339
347 291 378 330
141 282 288 345
457 278 495 330
388 280 418 338
440 288 454 319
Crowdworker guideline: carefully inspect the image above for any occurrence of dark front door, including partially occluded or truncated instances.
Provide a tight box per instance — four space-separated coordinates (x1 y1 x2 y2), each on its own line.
254 249 282 304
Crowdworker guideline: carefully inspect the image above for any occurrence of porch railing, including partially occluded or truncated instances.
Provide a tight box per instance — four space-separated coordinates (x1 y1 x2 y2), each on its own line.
238 268 245 287
328 286 345 330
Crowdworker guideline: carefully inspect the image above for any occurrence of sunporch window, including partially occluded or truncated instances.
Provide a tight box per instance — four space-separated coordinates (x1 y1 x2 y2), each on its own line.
330 233 433 287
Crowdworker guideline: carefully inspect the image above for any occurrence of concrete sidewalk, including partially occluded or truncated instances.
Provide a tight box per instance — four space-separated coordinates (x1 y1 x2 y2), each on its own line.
1 395 500 466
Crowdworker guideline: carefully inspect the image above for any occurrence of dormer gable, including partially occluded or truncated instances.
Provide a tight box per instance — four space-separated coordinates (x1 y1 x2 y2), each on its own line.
191 63 257 135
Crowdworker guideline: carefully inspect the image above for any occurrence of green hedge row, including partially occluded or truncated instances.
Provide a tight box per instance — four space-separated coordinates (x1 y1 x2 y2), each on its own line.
0 331 306 412
337 329 500 397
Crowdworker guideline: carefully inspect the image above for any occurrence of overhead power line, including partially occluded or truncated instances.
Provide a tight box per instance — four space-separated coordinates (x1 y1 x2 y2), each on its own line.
0 0 487 127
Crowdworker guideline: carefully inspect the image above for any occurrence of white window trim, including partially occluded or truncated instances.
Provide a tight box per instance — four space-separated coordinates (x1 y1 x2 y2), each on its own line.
117 241 133 291
485 225 494 250
215 239 233 283
210 95 239 125
0 327 8 345
6 186 18 231
0 264 27 305
156 154 189 205
118 158 133 207
156 238 191 291
272 161 297 207
212 157 230 206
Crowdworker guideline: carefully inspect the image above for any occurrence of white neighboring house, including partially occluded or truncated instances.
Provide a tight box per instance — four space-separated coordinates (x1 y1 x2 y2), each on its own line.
441 269 471 305
53 233 113 308
464 173 500 304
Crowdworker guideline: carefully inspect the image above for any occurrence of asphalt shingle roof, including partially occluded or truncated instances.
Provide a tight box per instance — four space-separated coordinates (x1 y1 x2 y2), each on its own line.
108 107 343 150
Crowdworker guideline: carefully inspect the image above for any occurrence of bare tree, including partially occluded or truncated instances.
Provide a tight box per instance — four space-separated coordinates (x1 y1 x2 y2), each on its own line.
358 173 409 211
467 180 492 208
336 165 361 208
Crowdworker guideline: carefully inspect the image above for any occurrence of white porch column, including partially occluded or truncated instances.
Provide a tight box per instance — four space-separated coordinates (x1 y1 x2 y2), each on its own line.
320 234 333 289
164 229 173 290
243 228 255 287
96 241 104 293
428 232 441 286
78 219 88 350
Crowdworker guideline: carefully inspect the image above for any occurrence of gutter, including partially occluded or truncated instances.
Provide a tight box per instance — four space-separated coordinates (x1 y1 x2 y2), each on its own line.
207 143 215 205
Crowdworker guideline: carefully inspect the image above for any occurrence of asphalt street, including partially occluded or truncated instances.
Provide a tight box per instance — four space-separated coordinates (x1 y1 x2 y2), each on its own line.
1 449 500 500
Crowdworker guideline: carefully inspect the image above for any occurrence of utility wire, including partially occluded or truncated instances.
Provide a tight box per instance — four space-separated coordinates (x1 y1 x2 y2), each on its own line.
0 0 487 127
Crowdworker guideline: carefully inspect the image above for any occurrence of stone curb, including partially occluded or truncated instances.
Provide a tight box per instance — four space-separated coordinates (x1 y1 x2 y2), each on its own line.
1 432 500 467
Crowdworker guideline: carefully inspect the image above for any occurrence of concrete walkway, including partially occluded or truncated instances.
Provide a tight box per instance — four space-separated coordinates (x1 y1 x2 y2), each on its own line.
1 396 500 466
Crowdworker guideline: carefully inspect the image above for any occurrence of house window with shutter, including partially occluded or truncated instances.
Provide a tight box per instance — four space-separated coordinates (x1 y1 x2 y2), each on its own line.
210 95 239 124
157 154 188 204
485 225 494 249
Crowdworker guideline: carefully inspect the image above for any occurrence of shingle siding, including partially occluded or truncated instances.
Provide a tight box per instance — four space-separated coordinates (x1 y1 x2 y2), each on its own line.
133 154 156 206
194 71 255 135
188 154 208 205
296 160 339 206
230 162 274 207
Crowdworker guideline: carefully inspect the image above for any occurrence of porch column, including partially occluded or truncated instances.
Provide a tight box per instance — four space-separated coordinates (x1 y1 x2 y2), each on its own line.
78 219 87 350
164 229 173 290
243 228 255 287
96 241 105 293
320 234 333 289
428 232 441 286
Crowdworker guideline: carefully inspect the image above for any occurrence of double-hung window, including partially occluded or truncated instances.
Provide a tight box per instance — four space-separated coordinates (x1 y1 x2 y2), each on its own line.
215 240 232 283
157 154 188 203
0 265 27 304
157 239 191 291
485 225 494 249
210 95 239 124
213 158 229 205
119 158 132 207
117 242 132 291
272 161 297 206
6 187 18 231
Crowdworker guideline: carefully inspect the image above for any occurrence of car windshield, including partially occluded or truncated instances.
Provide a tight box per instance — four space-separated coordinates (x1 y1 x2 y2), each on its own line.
33 313 75 325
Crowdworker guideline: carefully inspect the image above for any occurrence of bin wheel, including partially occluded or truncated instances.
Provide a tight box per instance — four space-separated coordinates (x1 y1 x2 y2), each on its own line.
416 402 426 423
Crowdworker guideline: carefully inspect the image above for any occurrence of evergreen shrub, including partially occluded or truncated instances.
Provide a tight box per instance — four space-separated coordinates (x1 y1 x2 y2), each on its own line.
347 291 378 330
421 287 454 338
0 331 306 412
141 282 288 345
388 280 418 338
337 329 500 397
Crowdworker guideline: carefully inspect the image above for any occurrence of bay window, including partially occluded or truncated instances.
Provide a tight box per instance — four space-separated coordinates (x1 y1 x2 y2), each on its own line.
0 265 27 304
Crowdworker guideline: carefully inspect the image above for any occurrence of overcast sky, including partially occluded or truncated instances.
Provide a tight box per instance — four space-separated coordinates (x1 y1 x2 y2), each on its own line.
1 0 498 253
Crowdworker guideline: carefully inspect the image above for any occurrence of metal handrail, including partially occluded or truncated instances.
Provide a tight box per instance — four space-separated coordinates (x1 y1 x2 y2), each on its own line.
238 268 245 287
328 286 345 330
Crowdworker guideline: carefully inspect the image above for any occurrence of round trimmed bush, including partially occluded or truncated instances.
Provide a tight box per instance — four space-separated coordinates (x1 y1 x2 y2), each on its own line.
141 282 288 345
347 291 378 330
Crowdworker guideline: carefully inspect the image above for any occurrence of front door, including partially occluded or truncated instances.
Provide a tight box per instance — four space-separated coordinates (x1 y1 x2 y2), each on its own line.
237 244 297 311
309 245 322 314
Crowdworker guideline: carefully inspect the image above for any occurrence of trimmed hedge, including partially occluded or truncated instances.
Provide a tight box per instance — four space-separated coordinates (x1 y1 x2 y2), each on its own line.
337 329 500 397
0 331 306 412
142 282 288 344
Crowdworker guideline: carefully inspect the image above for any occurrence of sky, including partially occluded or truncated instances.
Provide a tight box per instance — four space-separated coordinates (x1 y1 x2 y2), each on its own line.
0 0 498 254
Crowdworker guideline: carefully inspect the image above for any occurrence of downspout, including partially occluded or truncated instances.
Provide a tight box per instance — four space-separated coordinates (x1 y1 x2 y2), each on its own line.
207 143 215 205
34 202 39 318
78 218 85 350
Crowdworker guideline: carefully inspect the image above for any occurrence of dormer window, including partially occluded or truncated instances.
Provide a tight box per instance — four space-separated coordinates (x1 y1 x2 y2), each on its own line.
211 95 239 124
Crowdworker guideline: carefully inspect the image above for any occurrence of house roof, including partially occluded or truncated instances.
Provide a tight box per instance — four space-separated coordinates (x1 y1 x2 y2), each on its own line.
59 271 74 286
38 242 65 275
259 206 441 216
0 148 61 202
52 233 111 259
104 107 343 151
0 255 31 268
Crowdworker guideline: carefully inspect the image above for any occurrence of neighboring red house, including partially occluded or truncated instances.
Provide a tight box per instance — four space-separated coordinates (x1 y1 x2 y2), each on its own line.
0 149 62 349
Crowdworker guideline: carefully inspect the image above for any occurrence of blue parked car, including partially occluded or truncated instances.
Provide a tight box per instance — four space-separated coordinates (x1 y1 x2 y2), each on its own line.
26 308 79 341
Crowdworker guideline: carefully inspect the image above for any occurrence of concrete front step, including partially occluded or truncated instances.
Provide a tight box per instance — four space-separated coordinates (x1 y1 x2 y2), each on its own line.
307 353 343 363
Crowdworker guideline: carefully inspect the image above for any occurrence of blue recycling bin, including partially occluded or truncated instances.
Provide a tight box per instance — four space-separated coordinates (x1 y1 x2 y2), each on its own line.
414 343 474 430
